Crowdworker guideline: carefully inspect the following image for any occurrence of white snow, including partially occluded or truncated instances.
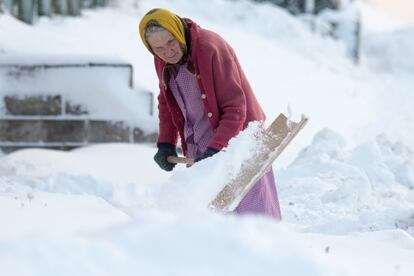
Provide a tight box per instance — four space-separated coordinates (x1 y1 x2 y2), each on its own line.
0 14 156 133
1 0 414 275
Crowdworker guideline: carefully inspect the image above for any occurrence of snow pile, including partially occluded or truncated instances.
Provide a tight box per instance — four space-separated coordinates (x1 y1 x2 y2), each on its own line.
3 124 413 236
279 128 414 234
0 144 164 211
1 137 414 275
0 214 339 276
2 126 414 237
0 122 264 214
158 121 263 212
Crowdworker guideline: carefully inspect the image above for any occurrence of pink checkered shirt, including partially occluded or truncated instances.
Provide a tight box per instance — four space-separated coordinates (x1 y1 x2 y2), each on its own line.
168 63 281 220
169 64 213 159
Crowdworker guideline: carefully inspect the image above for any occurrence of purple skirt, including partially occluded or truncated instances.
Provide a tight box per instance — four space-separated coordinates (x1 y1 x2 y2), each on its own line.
234 168 281 220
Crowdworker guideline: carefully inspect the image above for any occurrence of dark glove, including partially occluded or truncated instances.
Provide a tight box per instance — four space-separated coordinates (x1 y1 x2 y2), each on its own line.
194 147 219 163
154 143 177 171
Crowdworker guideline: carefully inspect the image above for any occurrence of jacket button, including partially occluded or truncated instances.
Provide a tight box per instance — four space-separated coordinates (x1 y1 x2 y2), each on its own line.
196 74 201 79
207 112 212 118
201 94 206 99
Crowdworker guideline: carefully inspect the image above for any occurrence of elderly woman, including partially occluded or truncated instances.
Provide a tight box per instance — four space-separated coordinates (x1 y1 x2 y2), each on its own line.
139 8 281 220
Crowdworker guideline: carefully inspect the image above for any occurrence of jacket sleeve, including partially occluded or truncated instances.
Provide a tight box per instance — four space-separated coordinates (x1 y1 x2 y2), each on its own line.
207 43 247 151
156 85 179 147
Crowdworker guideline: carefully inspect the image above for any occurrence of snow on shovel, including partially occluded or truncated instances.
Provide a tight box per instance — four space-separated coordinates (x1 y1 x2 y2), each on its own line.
167 113 308 213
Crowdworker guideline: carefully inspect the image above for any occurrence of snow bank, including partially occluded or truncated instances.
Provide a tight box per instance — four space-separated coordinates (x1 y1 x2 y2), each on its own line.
2 125 414 236
2 134 414 274
1 144 167 210
0 214 337 276
0 123 266 214
279 128 414 234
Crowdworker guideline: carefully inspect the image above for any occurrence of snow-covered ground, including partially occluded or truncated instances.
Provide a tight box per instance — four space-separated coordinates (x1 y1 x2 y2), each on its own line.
1 0 414 275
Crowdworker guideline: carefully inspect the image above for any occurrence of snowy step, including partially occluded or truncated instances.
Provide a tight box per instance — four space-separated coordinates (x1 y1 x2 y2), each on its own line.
0 57 156 153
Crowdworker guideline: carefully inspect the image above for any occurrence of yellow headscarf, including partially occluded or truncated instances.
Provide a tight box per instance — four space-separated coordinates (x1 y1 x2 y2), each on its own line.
139 8 186 53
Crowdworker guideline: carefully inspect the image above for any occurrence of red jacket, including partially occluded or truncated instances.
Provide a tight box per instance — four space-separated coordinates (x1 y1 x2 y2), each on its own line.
154 19 265 154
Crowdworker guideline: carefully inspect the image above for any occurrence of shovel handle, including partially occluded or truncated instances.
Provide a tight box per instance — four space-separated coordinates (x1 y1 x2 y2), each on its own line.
167 156 195 165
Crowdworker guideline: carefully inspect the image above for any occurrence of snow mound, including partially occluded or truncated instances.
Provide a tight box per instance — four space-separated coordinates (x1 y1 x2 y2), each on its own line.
279 128 414 234
0 213 338 276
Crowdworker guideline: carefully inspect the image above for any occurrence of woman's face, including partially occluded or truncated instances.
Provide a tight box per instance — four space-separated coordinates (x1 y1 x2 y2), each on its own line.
147 29 184 64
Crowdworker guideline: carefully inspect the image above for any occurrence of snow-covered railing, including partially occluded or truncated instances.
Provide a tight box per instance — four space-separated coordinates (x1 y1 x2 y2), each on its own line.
0 62 135 87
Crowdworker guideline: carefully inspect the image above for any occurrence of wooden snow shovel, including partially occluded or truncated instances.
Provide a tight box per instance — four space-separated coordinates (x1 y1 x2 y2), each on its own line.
167 113 308 212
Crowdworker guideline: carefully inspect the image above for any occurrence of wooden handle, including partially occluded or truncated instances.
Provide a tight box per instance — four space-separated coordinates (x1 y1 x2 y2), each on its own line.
167 156 195 165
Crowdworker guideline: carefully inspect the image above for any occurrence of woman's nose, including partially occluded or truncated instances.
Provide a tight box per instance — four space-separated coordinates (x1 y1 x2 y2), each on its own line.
165 46 174 55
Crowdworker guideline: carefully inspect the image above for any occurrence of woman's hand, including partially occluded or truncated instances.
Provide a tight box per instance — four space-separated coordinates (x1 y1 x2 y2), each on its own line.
194 148 219 163
154 143 177 171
